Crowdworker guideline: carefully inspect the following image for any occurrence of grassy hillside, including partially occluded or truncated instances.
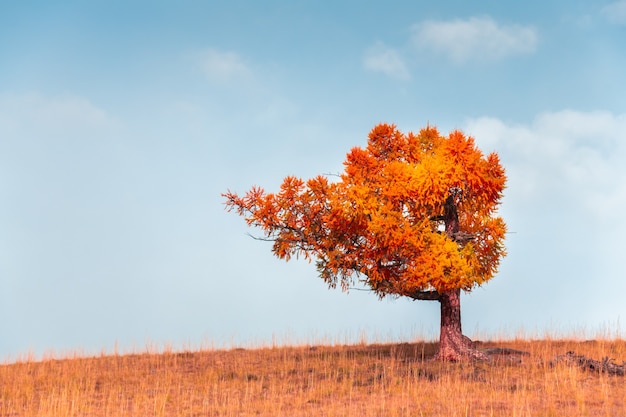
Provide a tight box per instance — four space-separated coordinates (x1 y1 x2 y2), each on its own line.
1 339 625 416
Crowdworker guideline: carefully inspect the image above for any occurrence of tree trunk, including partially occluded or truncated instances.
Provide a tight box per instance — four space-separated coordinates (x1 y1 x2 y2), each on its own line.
435 190 488 361
436 289 488 361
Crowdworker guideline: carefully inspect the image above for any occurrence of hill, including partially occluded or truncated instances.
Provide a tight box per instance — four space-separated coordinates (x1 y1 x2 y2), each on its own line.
1 339 625 416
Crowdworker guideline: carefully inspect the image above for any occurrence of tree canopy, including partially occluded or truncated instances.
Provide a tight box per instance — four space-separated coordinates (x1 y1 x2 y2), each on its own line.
224 123 506 301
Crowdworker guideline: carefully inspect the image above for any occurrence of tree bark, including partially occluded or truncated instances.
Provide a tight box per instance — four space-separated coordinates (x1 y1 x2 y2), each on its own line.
436 289 488 361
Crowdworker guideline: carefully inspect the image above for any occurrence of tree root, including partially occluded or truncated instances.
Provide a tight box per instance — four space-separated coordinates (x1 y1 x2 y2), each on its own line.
552 351 626 376
434 336 534 362
435 334 490 361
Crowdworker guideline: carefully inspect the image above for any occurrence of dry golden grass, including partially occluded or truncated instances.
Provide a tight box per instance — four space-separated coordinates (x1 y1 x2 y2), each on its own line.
1 338 626 416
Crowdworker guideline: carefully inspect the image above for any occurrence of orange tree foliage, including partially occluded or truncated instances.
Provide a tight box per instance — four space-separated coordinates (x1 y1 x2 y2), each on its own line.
224 124 506 299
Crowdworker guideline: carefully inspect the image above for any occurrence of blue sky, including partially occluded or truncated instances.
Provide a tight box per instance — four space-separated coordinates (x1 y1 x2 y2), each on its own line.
1 1 625 359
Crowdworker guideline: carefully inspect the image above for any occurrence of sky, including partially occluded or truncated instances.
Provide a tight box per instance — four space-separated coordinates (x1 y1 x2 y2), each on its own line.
1 1 625 360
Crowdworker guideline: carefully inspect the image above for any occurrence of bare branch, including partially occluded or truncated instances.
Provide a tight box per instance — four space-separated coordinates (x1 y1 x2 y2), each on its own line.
553 352 626 376
347 287 374 292
405 290 441 301
322 172 342 178
246 232 276 242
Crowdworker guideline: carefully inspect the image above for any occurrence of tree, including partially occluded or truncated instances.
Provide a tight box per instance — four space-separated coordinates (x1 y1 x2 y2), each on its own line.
223 123 507 360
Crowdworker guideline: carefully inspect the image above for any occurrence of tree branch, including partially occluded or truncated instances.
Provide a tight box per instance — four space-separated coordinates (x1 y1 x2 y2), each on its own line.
348 287 374 292
451 231 475 244
405 290 441 301
246 232 275 241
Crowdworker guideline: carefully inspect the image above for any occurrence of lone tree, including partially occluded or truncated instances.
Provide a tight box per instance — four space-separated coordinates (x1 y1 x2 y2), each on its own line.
224 123 506 361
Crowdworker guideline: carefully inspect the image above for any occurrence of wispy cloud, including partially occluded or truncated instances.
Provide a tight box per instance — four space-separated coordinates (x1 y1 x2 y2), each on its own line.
363 42 411 80
601 0 626 24
198 48 252 82
465 110 626 234
412 16 538 64
0 93 115 138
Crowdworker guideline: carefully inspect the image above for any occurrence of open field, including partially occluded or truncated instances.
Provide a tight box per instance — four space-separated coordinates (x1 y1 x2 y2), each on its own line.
1 338 626 416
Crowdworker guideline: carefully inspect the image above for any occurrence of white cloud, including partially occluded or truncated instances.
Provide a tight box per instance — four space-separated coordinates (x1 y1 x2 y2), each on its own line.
466 111 626 209
463 110 626 325
198 48 252 82
412 16 538 63
601 0 626 24
363 42 411 80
